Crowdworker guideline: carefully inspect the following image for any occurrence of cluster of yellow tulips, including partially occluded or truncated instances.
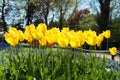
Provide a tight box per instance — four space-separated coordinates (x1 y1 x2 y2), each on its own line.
4 23 111 48
4 23 118 56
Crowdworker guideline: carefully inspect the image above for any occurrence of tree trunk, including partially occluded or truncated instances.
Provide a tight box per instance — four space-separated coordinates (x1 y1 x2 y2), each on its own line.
97 0 111 32
59 4 63 30
26 0 31 25
26 0 34 25
44 0 50 26
2 0 7 31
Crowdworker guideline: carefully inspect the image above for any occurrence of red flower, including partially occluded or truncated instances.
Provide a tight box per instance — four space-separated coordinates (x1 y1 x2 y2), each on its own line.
30 41 39 46
46 43 55 47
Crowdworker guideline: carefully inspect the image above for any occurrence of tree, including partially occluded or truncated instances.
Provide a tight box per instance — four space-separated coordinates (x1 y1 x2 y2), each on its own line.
3 0 27 30
79 14 97 30
89 0 120 49
68 8 90 30
52 0 79 29
25 0 53 26
26 0 35 25
92 0 111 32
0 0 7 31
41 0 50 25
110 0 120 19
38 0 51 25
109 18 120 48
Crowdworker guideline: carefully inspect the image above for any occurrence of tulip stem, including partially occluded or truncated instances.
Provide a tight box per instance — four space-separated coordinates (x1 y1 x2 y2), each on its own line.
106 39 108 50
111 55 115 60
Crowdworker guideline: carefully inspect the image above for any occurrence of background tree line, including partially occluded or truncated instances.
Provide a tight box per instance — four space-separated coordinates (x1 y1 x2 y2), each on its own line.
0 0 120 49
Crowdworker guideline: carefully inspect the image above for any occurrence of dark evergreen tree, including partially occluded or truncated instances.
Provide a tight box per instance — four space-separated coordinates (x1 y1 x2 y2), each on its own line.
96 0 111 32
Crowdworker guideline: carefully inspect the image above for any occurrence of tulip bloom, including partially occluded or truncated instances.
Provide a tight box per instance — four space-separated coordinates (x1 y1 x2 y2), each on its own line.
31 29 43 40
39 37 47 46
97 34 104 47
45 30 56 44
4 28 19 46
84 29 97 46
69 35 79 48
57 33 69 48
109 47 117 56
70 41 79 48
103 30 111 39
76 30 85 46
4 33 18 46
69 32 83 48
25 24 36 34
17 30 25 41
61 27 70 33
24 31 33 43
86 35 97 46
37 23 47 34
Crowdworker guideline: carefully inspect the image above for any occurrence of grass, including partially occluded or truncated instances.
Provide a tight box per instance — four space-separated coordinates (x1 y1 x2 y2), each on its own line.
0 46 120 80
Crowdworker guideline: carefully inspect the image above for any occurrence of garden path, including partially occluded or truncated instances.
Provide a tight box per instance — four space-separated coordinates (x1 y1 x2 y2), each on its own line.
82 49 120 63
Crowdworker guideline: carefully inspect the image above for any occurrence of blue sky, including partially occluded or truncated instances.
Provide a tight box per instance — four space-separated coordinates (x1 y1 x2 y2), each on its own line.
78 0 100 14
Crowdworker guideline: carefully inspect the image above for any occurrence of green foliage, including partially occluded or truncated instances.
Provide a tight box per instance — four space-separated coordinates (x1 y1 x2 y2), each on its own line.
53 0 76 13
68 9 90 30
49 21 60 28
79 14 96 30
49 18 69 28
0 47 119 80
109 18 120 45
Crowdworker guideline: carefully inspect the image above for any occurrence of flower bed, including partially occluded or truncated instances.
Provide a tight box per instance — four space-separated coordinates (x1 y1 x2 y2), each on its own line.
0 46 120 80
0 23 119 79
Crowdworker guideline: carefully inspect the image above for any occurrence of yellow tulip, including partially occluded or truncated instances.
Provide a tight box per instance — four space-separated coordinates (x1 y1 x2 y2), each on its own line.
97 34 104 47
84 29 97 46
18 30 25 41
35 30 43 40
50 27 60 42
51 27 60 33
31 29 43 40
98 34 104 41
4 32 19 46
70 41 79 48
45 28 60 44
83 30 89 40
4 27 20 46
109 47 117 56
86 35 97 46
39 37 47 46
8 27 18 34
76 30 85 46
57 39 69 48
37 23 47 33
8 27 19 39
45 30 55 44
69 34 79 48
24 31 33 42
61 27 70 33
5 37 18 46
97 39 102 47
25 24 36 34
57 33 69 48
103 30 111 39
84 29 96 40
